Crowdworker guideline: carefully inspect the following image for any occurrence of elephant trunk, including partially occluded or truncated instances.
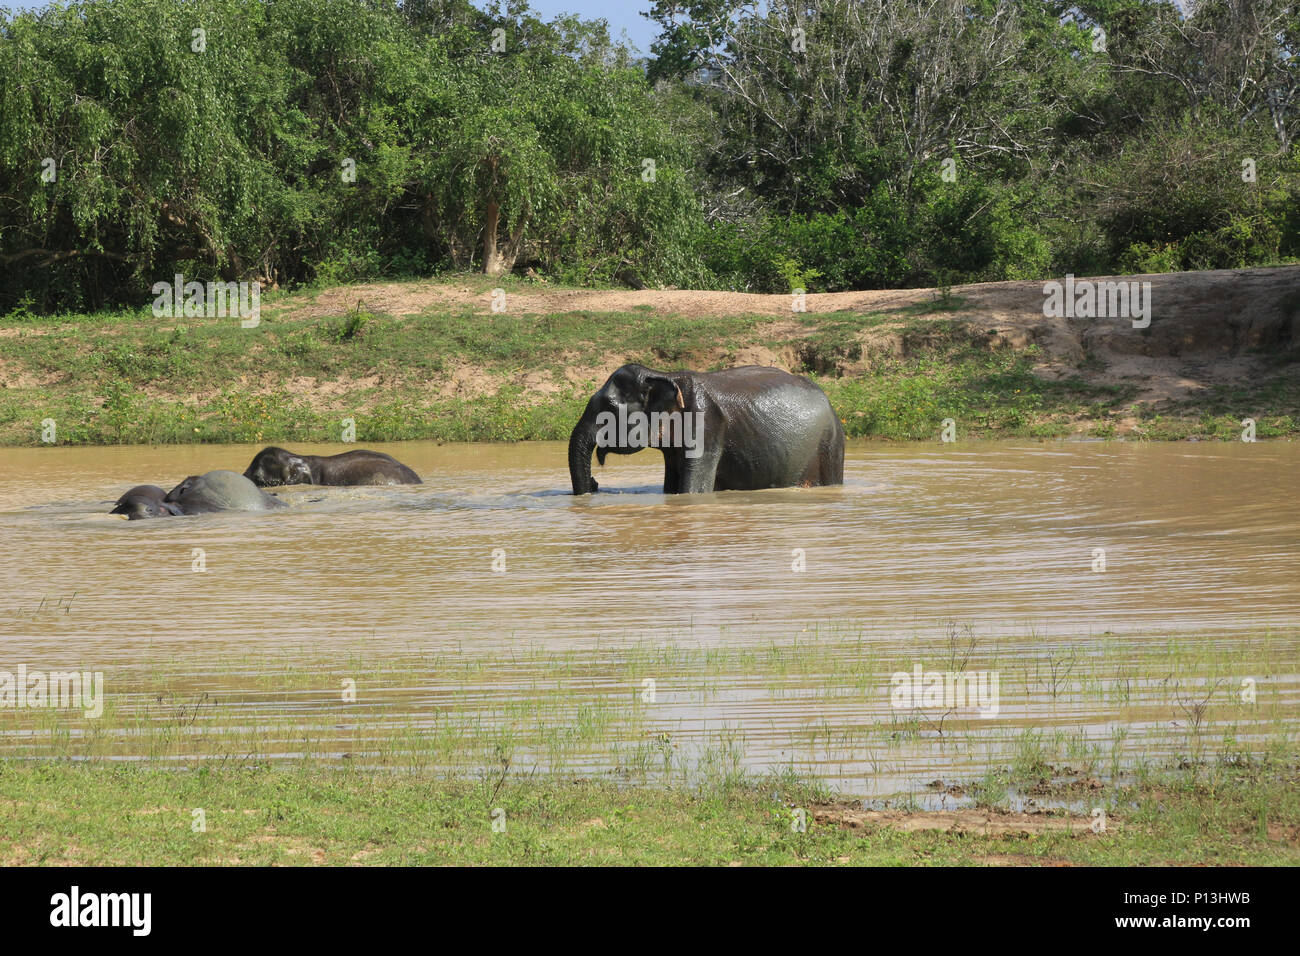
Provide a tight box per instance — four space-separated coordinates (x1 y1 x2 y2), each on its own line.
568 406 600 495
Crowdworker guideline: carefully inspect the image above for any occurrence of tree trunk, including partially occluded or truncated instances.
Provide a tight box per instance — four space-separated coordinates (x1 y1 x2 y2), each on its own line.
482 197 502 275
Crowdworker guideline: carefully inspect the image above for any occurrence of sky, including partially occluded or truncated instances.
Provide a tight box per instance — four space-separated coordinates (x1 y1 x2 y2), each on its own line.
5 0 664 52
523 0 659 52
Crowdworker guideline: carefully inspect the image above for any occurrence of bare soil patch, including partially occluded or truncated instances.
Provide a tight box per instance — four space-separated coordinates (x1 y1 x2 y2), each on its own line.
813 803 1110 837
283 266 1300 409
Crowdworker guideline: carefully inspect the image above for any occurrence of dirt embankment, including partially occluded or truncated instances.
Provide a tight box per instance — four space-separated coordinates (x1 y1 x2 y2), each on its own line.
289 266 1300 409
4 266 1291 445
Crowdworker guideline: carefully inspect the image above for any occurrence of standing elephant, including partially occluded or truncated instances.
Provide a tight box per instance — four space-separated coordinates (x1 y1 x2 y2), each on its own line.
164 470 287 513
110 485 183 520
243 446 422 487
568 364 844 495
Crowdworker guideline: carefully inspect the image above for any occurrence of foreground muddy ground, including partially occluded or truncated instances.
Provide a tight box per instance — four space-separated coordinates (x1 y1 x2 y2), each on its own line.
2 763 1295 866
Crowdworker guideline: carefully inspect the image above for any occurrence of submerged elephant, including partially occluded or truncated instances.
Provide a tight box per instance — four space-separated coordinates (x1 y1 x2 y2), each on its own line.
110 485 184 520
568 364 845 495
164 470 287 513
243 446 422 487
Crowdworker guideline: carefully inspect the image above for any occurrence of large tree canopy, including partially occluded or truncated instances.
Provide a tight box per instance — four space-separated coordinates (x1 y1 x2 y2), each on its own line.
0 0 1296 311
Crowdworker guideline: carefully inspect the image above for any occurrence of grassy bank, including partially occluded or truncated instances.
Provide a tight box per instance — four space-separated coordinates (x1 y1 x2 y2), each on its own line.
2 275 1296 445
1 762 1295 865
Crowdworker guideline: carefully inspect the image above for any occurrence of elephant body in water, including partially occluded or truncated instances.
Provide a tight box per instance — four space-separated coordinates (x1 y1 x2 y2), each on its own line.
111 472 284 518
243 446 422 487
163 471 286 514
568 364 844 495
110 485 183 520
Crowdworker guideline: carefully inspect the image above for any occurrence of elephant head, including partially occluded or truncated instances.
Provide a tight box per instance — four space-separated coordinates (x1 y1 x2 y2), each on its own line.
110 485 183 519
243 446 313 487
568 364 687 495
164 475 199 503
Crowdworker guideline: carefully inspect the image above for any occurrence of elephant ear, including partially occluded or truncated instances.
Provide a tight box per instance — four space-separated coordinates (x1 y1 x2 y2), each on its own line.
642 374 685 413
286 457 312 484
165 476 197 502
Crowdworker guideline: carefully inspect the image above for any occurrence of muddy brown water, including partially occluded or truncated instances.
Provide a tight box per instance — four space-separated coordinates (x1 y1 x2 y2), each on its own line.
2 440 1298 797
